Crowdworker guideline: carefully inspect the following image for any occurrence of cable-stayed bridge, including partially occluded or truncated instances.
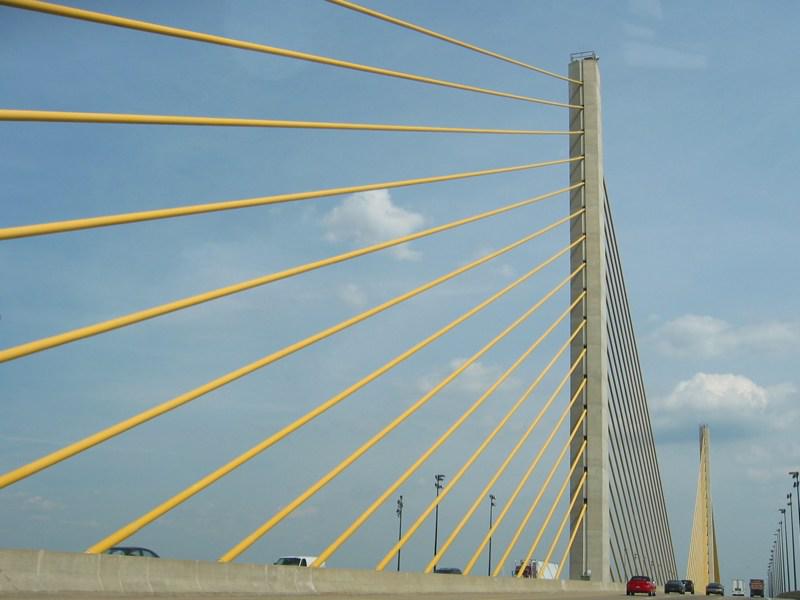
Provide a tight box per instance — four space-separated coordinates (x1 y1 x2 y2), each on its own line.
0 1 693 596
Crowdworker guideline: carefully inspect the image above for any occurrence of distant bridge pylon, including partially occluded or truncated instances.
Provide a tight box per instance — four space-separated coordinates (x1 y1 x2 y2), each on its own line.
686 425 720 589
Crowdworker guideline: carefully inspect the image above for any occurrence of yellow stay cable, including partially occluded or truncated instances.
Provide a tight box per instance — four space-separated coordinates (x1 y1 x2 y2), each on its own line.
307 324 582 570
327 0 582 85
555 502 588 579
539 475 587 575
0 0 580 109
493 409 587 576
379 309 585 572
219 268 580 563
517 465 587 577
84 237 583 552
0 157 581 240
422 346 586 574
464 406 586 575
0 223 583 492
423 375 587 574
0 109 581 136
0 183 583 363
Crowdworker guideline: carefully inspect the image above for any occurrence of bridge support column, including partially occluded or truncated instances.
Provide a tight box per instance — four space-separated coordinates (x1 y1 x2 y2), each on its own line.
568 54 610 583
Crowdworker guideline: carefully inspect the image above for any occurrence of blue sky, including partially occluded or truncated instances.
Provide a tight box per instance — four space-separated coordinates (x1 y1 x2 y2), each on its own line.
1 0 799 586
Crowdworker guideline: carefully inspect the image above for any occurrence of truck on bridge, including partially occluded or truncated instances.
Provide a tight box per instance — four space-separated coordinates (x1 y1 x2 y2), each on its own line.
749 579 764 597
512 559 558 578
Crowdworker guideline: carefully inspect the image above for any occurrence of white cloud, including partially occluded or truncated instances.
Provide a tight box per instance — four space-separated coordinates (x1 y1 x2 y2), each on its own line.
25 495 58 512
323 190 426 261
447 358 504 394
498 264 515 278
652 373 799 442
337 283 367 309
623 40 708 69
417 358 516 396
660 372 768 414
652 314 799 358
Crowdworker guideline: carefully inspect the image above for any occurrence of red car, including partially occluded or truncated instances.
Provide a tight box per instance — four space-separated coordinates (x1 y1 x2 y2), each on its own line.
628 576 657 596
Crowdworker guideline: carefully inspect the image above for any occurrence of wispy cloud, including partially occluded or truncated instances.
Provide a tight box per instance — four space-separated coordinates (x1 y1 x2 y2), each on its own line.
623 40 708 70
732 441 800 482
323 190 426 261
417 358 516 396
623 23 656 40
628 0 663 20
337 283 368 309
652 314 799 358
0 490 61 514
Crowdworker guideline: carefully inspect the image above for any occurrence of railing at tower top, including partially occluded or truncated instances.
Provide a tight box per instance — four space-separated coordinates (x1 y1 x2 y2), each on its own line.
1 0 669 581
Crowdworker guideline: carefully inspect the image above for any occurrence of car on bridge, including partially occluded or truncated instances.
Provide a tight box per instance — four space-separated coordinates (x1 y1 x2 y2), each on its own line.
627 575 657 596
433 567 462 574
705 582 724 596
105 546 159 558
273 555 326 567
665 580 686 594
682 580 695 594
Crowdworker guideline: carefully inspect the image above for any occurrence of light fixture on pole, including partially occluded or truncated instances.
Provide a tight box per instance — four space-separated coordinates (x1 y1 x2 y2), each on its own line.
395 495 404 572
488 494 496 576
433 474 445 565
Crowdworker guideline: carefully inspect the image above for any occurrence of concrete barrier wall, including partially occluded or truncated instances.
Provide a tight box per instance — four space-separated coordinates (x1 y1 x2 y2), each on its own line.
0 548 624 596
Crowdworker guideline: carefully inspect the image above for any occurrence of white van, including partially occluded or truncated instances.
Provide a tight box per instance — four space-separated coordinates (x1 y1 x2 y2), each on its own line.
731 579 745 596
273 556 326 568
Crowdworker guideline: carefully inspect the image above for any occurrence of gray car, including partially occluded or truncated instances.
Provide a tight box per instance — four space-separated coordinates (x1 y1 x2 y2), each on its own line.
666 580 686 594
706 582 724 596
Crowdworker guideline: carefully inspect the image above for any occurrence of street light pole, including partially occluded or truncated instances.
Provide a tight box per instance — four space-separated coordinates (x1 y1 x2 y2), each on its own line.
781 510 791 591
488 494 496 576
396 495 404 572
433 474 445 564
777 531 784 595
768 552 773 598
789 494 798 591
770 545 775 597
792 472 800 590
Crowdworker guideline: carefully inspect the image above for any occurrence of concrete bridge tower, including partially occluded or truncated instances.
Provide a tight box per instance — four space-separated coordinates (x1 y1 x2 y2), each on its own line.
686 425 720 589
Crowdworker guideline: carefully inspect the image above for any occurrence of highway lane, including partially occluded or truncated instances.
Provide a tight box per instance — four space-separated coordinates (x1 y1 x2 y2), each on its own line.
1 592 625 600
